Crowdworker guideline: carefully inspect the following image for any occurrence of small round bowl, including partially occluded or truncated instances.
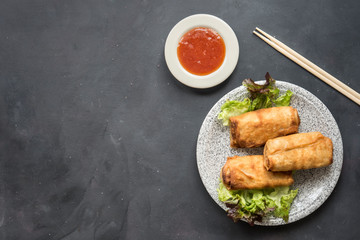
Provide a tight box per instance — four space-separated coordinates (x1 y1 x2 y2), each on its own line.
164 14 239 89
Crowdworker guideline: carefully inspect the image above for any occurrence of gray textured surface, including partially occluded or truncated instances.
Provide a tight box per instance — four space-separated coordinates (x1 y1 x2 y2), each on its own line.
197 81 343 226
0 0 359 239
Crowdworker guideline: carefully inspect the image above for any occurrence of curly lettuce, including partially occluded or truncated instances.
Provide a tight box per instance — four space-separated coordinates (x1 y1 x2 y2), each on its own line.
218 73 293 125
217 99 251 126
218 182 298 225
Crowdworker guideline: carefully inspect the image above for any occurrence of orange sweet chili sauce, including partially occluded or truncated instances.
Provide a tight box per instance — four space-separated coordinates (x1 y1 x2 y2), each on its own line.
177 27 226 76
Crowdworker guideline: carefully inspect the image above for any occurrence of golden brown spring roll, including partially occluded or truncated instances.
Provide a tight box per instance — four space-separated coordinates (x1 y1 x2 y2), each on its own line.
264 132 333 171
230 106 300 148
221 155 294 190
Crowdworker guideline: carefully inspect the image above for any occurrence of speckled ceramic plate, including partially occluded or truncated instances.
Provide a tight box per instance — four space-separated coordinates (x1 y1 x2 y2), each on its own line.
196 81 343 226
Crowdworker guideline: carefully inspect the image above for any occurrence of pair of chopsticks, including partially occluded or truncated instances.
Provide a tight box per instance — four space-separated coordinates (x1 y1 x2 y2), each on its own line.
253 27 360 105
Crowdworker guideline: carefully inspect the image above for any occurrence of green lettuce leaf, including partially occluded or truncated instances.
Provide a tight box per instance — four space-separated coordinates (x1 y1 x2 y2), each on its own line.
218 180 239 204
268 186 298 222
217 98 251 126
218 73 293 125
217 182 298 224
274 90 293 107
268 187 298 222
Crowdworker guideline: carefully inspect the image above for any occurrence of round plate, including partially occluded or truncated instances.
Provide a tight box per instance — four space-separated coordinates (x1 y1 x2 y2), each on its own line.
164 14 239 89
196 81 343 225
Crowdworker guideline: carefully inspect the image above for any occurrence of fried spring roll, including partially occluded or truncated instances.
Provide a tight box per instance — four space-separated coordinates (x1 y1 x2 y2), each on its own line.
264 132 333 171
230 106 300 148
221 155 294 190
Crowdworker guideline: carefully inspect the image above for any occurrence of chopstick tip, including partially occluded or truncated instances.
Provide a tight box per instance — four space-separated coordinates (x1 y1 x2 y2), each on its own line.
253 30 260 36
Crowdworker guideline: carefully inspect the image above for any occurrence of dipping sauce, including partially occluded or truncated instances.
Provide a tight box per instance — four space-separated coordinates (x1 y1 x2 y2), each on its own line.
177 27 226 76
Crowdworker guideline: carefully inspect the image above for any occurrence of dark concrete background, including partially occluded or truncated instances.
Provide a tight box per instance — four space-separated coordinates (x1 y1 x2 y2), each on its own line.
0 0 359 239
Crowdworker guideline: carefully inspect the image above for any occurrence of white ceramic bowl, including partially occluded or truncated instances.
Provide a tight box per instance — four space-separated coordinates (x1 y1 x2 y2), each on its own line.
164 14 239 89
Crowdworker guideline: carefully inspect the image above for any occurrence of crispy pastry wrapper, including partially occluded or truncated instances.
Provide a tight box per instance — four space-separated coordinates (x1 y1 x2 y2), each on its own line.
264 132 333 171
221 155 294 190
229 106 300 148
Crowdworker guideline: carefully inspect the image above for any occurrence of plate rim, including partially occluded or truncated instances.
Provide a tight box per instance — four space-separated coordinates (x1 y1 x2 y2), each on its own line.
196 80 343 226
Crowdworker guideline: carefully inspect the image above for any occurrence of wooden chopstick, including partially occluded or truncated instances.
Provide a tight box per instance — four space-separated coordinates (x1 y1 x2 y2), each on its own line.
255 28 360 100
253 27 360 105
